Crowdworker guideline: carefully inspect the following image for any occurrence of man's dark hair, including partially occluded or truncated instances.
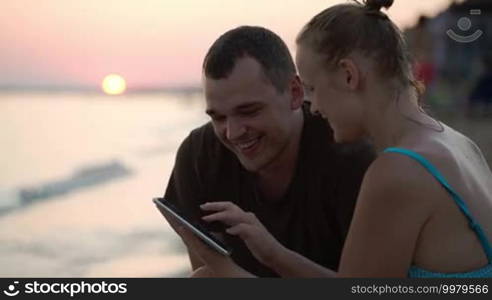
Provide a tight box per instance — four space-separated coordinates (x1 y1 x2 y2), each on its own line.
203 26 296 93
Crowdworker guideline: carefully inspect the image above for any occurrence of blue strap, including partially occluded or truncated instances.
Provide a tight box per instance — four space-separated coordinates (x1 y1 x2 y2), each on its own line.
384 147 492 263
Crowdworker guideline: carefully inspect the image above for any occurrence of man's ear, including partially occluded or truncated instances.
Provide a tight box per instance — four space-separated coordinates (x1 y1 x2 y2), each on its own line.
338 58 360 91
290 75 304 110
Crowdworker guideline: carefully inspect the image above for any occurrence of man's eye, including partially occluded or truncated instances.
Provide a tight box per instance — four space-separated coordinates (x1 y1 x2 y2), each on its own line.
241 109 259 116
237 107 261 117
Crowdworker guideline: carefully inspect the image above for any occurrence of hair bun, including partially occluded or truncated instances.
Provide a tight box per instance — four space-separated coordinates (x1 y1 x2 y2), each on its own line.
364 0 394 11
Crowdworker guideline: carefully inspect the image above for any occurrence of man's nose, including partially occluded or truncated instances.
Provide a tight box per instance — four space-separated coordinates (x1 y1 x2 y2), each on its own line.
225 118 246 141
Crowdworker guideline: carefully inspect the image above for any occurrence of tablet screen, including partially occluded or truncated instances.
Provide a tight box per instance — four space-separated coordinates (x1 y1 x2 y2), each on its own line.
153 197 231 256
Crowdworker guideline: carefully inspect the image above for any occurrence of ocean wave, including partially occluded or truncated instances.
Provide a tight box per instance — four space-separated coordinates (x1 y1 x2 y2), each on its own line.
0 160 132 216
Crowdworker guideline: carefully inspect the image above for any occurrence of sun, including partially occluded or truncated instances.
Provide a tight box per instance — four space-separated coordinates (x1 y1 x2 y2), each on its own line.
102 74 127 95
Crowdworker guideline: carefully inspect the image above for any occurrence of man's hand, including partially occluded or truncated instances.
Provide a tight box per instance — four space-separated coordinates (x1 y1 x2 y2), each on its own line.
154 202 252 277
154 203 206 273
201 201 286 268
176 225 254 277
190 265 216 277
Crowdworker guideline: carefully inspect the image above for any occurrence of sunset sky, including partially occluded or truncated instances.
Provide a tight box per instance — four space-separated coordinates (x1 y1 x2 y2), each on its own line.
0 0 455 90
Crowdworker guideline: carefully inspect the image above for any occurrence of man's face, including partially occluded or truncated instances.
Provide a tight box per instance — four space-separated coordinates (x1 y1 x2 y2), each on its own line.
204 57 298 172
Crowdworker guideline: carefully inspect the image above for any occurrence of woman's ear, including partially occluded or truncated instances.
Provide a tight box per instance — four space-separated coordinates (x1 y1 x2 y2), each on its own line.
338 58 360 91
290 75 304 110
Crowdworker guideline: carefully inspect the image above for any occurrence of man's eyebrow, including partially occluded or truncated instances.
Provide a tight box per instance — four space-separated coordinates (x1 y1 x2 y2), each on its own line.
206 102 264 116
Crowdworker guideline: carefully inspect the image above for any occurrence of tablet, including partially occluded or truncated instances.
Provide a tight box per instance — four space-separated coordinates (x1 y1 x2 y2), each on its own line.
153 197 231 256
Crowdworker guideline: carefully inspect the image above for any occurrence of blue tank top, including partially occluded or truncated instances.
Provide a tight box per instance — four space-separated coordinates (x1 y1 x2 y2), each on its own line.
383 147 492 278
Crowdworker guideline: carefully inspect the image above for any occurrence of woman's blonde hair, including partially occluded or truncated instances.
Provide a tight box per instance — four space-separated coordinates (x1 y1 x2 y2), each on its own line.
297 0 424 95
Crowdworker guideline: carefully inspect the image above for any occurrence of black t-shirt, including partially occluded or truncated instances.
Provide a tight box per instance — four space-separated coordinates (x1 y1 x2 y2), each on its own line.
164 105 375 277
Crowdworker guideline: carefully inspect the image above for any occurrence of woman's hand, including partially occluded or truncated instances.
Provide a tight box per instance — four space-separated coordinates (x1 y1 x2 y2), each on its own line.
201 201 286 268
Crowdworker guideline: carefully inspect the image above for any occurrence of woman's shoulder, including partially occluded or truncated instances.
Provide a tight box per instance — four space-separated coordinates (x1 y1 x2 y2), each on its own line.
360 142 453 211
363 154 417 196
363 125 484 206
349 149 438 253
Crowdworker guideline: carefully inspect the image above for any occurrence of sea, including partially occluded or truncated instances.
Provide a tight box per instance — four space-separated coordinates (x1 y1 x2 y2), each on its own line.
0 91 209 277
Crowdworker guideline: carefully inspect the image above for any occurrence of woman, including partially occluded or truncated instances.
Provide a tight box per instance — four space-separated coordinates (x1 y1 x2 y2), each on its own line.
177 0 492 277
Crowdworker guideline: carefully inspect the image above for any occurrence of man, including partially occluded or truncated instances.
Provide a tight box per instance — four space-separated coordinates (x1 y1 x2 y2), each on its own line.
162 26 374 277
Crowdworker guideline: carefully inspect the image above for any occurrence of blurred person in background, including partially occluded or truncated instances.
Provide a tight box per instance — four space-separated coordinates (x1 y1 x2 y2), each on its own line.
407 16 436 93
468 53 492 117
